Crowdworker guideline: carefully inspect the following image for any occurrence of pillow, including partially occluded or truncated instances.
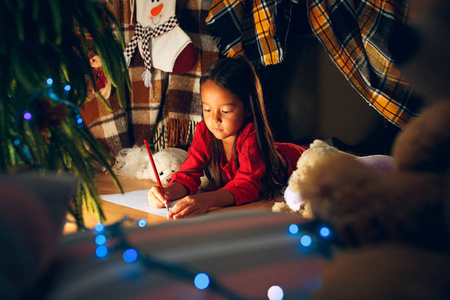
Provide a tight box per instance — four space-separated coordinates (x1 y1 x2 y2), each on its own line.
0 172 76 300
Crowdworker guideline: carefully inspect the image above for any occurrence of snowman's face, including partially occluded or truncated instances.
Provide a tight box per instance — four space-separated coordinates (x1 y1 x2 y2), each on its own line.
137 0 176 28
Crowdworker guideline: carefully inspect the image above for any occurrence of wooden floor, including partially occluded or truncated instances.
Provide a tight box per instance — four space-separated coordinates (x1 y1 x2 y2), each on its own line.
63 173 281 234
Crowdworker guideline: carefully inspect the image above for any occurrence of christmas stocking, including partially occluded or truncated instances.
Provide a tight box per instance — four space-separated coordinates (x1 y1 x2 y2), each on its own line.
124 0 195 88
88 49 112 99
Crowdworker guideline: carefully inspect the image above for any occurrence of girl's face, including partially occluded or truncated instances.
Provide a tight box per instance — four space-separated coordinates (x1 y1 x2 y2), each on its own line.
201 80 248 145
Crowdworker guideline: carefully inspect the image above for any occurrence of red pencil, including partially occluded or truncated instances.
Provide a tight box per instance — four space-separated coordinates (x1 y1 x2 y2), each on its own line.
144 140 169 212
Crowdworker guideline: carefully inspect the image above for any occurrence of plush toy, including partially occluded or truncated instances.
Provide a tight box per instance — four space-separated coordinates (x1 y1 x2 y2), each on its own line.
124 0 195 88
272 140 340 218
145 147 188 185
113 146 209 188
272 140 394 219
299 101 450 249
113 146 188 184
282 125 449 250
299 100 450 300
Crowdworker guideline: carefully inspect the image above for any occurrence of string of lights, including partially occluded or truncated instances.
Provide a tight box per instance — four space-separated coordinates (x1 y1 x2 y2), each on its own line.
93 216 246 300
12 77 120 227
91 216 337 300
14 78 83 165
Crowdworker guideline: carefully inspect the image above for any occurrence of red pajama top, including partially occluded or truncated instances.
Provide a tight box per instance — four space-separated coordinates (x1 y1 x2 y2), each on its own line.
169 121 308 206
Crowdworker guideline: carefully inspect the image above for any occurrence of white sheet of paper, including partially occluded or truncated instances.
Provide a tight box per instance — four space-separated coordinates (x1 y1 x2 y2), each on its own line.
100 189 180 217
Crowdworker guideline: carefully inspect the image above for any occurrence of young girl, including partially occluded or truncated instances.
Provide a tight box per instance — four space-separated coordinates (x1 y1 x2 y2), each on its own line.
148 56 308 219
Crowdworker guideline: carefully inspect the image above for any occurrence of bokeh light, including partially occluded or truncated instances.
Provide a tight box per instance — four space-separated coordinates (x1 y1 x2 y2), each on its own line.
194 273 210 290
319 226 330 238
288 224 299 235
123 248 138 263
94 223 105 233
23 112 32 120
138 218 147 227
96 245 108 258
95 234 106 246
300 234 312 247
267 285 284 300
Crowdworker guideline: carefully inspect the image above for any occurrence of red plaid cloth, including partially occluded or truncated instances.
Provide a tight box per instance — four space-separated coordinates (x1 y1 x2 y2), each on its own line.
81 0 218 158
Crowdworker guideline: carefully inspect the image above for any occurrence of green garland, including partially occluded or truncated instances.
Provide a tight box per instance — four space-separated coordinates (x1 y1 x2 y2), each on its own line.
0 0 131 229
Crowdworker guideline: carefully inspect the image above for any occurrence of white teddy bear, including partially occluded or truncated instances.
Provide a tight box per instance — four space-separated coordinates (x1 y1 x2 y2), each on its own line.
272 140 340 218
146 147 188 185
113 146 210 188
113 146 187 184
272 139 393 218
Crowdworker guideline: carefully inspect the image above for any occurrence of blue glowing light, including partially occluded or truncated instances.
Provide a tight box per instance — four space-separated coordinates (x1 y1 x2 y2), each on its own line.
64 84 71 92
13 139 20 146
300 234 312 247
138 219 147 227
46 78 53 86
95 234 107 246
96 245 108 258
76 117 83 124
123 248 138 263
194 273 210 290
267 285 284 300
288 224 299 235
94 223 105 233
23 112 32 120
319 226 330 238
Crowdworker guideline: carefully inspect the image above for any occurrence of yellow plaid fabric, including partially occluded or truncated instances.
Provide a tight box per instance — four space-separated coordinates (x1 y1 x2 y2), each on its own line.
308 0 423 128
206 0 291 67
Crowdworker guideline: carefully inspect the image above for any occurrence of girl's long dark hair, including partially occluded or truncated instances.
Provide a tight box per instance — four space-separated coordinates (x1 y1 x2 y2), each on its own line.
200 56 290 198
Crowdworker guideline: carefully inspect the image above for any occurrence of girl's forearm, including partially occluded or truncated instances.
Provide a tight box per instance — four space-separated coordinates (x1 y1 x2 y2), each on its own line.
165 182 189 201
205 189 235 208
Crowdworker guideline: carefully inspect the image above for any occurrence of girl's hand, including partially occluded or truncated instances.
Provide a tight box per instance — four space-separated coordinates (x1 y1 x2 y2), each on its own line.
167 194 211 219
148 185 168 208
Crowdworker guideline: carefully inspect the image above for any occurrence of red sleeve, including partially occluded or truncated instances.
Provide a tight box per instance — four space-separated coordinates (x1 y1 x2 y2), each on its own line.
169 122 210 195
219 124 266 206
275 142 309 174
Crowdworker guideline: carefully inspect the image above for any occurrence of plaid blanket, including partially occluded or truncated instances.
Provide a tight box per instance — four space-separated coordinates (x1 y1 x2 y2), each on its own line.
307 0 423 128
81 0 218 157
205 0 292 67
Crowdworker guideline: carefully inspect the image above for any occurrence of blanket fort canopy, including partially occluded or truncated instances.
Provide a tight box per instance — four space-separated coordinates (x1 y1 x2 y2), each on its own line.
81 0 424 161
307 0 423 129
81 0 218 157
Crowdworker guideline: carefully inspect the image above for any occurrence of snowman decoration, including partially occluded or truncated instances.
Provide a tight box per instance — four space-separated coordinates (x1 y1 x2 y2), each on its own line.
124 0 195 87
